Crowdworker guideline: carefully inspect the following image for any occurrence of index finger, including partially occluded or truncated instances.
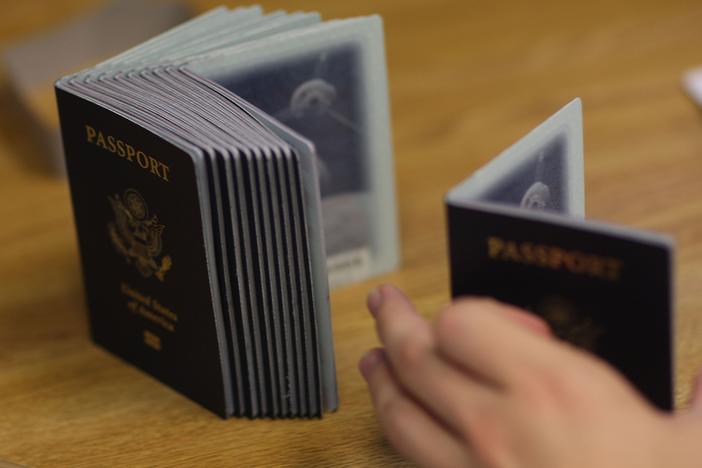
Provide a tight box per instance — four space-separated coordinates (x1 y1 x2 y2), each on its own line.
369 285 498 423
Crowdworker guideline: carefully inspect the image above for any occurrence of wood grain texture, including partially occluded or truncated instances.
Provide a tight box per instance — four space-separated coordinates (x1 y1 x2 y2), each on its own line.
1 0 702 466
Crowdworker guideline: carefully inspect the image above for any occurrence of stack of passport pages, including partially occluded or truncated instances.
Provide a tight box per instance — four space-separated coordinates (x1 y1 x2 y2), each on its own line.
56 6 398 418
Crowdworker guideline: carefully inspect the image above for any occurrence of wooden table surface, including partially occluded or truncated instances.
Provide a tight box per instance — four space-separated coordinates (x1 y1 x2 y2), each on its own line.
2 0 702 466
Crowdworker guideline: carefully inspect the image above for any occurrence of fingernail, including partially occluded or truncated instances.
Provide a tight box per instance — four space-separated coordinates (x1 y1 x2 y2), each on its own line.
367 287 383 316
359 348 382 380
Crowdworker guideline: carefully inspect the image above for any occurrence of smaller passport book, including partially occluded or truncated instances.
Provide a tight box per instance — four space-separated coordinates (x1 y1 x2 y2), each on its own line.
446 99 674 411
55 6 398 418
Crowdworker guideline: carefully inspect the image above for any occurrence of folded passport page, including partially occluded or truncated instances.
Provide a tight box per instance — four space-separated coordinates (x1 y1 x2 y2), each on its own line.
56 6 399 418
446 98 674 410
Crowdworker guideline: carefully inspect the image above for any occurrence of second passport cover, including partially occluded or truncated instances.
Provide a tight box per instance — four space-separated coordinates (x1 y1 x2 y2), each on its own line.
446 99 674 410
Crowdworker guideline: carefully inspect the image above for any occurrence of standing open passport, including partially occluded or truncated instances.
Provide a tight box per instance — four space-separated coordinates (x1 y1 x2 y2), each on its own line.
447 99 674 410
56 6 399 418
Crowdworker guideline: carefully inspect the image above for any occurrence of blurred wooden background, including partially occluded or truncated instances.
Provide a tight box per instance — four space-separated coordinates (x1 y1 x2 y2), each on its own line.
1 0 702 466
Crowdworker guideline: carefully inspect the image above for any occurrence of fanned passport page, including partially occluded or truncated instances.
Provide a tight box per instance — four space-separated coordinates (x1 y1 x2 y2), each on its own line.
55 6 399 418
446 99 674 410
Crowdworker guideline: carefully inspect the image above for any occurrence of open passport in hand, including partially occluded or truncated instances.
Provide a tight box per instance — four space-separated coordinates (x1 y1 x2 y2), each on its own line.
447 99 674 410
56 6 399 418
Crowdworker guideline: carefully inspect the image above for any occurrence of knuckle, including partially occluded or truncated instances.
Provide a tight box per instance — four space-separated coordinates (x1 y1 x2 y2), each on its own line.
377 392 400 418
515 363 587 411
542 363 583 396
455 405 486 439
455 408 481 441
394 335 427 369
456 407 511 468
515 372 553 409
435 300 482 335
365 361 386 391
435 305 461 337
379 400 412 442
383 399 408 428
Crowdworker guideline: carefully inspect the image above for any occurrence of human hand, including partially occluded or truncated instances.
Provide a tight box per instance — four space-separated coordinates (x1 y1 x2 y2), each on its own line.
360 284 702 468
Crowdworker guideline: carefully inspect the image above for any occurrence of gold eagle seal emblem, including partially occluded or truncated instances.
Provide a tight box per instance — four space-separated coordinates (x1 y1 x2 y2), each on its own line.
108 189 172 281
535 295 604 351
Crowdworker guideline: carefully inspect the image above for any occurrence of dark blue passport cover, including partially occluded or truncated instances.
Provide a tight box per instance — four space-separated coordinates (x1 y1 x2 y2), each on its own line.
56 88 232 417
448 202 674 411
